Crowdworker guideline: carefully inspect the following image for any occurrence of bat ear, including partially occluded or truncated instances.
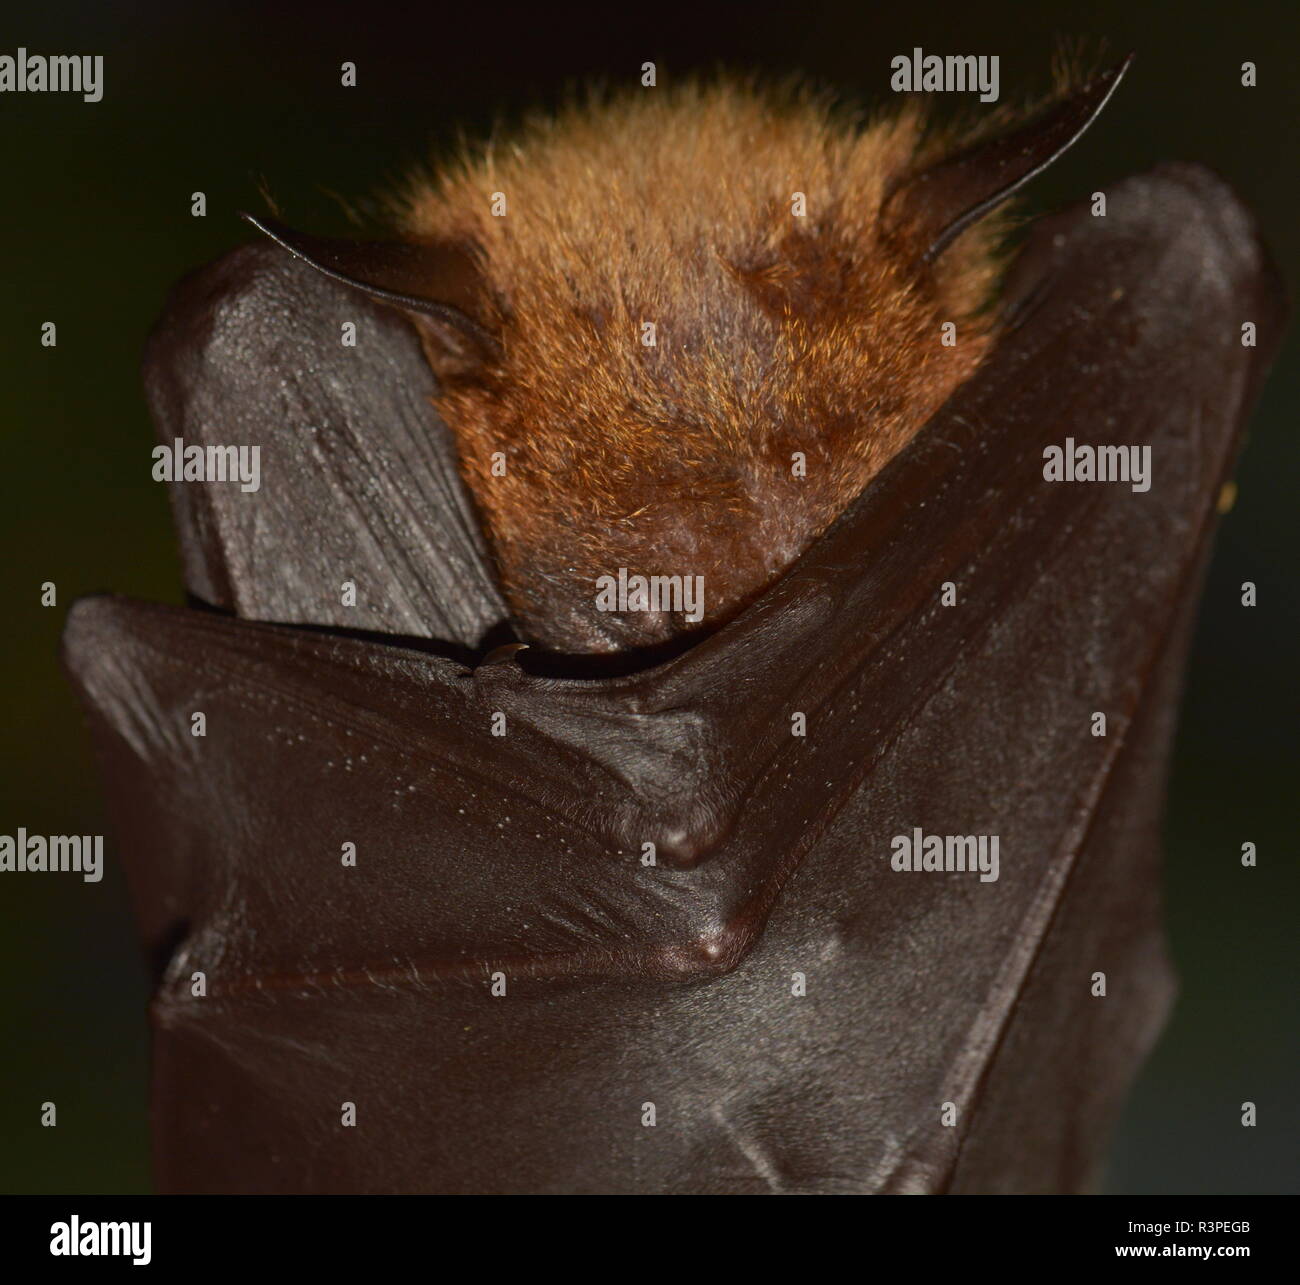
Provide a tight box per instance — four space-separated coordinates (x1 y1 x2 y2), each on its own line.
240 212 501 375
885 55 1133 263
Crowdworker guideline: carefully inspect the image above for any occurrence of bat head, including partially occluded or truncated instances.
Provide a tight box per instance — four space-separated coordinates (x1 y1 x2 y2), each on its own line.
245 63 1128 656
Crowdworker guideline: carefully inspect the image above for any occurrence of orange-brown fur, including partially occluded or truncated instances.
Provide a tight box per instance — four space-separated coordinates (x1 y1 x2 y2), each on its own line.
396 80 1005 652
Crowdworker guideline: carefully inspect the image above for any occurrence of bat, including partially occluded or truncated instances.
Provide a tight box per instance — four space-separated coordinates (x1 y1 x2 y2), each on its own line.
62 61 1283 1193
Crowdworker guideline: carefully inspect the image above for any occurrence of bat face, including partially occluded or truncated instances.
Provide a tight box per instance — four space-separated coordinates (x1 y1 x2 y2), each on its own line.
62 61 1284 1194
245 67 1127 655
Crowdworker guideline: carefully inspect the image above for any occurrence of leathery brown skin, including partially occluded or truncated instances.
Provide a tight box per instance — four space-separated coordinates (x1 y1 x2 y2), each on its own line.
63 164 1281 1192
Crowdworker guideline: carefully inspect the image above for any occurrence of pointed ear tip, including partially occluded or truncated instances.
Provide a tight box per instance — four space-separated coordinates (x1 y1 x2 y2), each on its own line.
1099 53 1136 91
1064 54 1132 128
240 211 289 240
239 214 311 266
239 211 284 244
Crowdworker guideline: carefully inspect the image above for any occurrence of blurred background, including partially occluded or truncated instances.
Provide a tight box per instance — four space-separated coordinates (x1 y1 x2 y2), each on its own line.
1 0 1294 1193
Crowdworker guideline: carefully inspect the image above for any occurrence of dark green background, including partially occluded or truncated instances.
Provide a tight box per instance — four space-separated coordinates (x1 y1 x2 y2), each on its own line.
1 0 1295 1193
